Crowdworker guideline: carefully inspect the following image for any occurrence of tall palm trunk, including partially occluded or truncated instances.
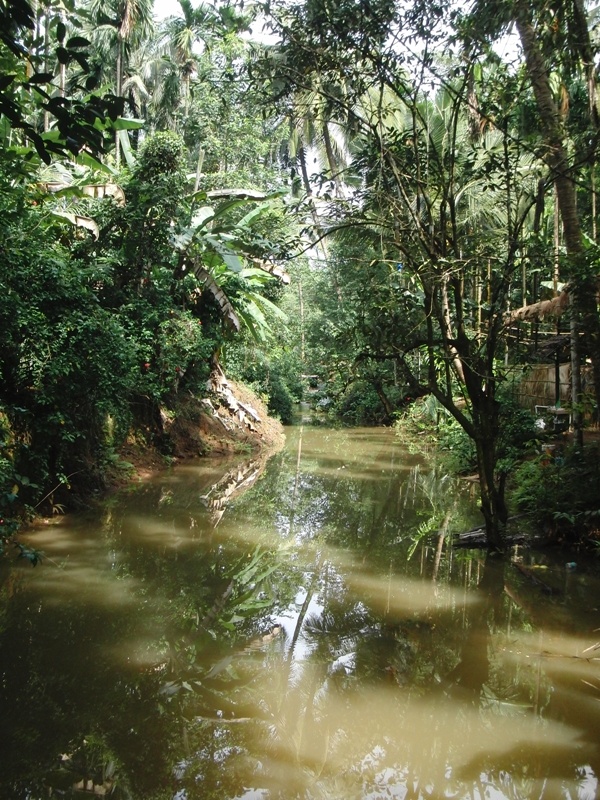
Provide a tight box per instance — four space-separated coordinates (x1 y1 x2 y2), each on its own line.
115 38 123 168
515 1 600 439
41 1 51 131
322 123 343 197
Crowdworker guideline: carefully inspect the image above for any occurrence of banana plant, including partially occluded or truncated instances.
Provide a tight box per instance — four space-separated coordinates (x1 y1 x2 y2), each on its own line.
35 152 290 342
172 190 289 342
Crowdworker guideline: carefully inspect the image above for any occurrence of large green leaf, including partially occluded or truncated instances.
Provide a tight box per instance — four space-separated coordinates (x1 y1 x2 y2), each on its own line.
191 205 215 229
205 235 244 272
190 260 240 331
110 117 145 131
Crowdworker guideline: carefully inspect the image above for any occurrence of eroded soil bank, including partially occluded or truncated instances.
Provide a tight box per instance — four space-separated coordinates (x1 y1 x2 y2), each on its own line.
114 375 286 486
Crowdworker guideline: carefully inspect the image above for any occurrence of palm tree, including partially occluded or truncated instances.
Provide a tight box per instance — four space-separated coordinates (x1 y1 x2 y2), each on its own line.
86 0 154 164
156 0 220 122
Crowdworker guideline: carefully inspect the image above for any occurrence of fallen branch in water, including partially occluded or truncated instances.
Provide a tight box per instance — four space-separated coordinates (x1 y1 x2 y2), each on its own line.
451 513 532 548
452 524 527 548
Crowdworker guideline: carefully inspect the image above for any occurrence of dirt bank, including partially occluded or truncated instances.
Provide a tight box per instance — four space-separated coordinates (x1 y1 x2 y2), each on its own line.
116 374 286 485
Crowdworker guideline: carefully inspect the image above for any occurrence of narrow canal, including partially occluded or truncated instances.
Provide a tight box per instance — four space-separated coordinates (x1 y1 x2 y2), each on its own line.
0 426 599 799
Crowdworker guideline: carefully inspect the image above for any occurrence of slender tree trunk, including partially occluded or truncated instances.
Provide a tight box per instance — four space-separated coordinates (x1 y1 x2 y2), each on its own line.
322 122 343 197
184 73 190 119
441 273 466 382
298 279 305 363
115 40 123 169
42 2 50 131
373 380 394 420
59 11 66 97
463 366 507 551
194 148 205 193
299 144 343 302
423 287 507 551
474 433 507 551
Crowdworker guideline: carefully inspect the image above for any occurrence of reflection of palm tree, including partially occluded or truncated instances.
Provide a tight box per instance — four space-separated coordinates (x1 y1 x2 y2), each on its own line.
408 467 459 560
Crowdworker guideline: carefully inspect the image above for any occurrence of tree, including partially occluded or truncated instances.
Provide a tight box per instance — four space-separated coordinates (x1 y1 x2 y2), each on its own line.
86 0 154 164
157 0 219 120
258 0 547 550
292 232 424 424
0 0 126 168
183 34 284 186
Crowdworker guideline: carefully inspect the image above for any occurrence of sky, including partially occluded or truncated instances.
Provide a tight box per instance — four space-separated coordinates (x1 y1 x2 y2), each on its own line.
153 0 180 21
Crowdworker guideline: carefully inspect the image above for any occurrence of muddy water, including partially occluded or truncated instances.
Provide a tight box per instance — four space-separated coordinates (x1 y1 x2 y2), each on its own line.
0 426 599 799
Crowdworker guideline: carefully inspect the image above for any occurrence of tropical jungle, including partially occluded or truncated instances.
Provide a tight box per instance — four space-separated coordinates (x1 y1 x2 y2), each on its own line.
1 0 600 796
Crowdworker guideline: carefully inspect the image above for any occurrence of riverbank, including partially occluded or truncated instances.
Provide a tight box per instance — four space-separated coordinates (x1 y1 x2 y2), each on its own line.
110 376 286 488
1 376 285 559
394 398 600 547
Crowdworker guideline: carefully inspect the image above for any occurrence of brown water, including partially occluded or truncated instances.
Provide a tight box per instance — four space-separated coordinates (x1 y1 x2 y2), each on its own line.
0 426 599 800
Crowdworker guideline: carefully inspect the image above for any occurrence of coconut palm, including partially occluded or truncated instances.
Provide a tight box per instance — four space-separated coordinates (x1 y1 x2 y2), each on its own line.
85 0 154 164
155 0 221 122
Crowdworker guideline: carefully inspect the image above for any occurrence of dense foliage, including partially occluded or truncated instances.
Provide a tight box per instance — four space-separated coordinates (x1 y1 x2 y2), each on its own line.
0 2 295 554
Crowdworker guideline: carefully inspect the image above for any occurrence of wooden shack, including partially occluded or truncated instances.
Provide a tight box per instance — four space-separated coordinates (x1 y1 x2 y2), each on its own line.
517 363 571 412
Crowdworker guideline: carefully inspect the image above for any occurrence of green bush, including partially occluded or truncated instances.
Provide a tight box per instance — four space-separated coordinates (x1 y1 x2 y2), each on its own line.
264 373 295 423
333 381 389 425
397 389 540 475
510 444 600 541
0 162 219 515
495 394 540 472
225 348 298 424
437 416 478 473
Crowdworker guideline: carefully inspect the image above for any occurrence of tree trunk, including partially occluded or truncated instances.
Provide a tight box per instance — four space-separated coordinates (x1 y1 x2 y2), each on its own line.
467 371 507 552
322 122 343 197
115 40 123 169
43 2 50 132
373 380 394 420
441 273 466 382
474 432 507 552
298 278 305 363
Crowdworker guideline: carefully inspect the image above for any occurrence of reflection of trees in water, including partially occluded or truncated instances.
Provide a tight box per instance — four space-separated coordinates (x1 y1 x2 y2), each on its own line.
238 433 476 569
0 575 178 798
0 451 295 799
2 434 600 798
122 439 599 799
206 554 598 800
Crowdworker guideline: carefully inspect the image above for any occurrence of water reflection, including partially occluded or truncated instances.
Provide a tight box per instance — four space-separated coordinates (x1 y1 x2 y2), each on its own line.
0 427 599 799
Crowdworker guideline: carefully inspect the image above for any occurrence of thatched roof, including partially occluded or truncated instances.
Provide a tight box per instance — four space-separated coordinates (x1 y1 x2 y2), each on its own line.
507 290 569 323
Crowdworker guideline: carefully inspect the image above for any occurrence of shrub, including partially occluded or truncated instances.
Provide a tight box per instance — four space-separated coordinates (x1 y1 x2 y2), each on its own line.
334 381 390 425
225 348 298 424
397 389 540 475
510 444 600 541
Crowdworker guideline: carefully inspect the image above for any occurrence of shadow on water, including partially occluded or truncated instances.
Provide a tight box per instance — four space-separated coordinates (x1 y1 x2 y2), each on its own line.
0 426 599 799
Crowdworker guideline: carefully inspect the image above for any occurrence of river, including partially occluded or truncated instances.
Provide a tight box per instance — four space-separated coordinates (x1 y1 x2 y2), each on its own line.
0 425 599 799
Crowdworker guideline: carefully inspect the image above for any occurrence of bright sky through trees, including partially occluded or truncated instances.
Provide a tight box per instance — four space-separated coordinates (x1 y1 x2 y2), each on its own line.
153 0 178 19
